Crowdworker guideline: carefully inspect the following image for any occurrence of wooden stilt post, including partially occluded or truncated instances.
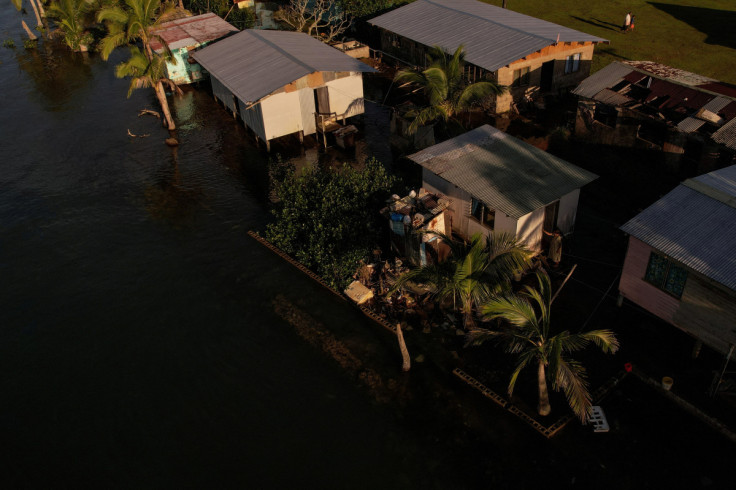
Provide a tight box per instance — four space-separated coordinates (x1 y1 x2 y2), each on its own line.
266 140 271 152
298 130 304 144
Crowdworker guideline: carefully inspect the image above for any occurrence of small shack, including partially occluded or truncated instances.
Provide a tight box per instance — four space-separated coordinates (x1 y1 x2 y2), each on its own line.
572 61 736 172
408 125 598 252
150 13 239 85
619 165 736 357
369 0 607 112
191 30 376 150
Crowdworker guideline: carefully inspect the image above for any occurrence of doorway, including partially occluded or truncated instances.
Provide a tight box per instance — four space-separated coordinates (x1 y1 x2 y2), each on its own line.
540 60 554 92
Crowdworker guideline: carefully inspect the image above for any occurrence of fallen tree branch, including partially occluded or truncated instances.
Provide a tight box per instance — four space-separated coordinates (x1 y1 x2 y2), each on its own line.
138 109 161 119
127 129 150 138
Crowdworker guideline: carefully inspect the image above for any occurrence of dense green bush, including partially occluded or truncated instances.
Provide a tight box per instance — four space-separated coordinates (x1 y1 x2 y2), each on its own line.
266 158 396 289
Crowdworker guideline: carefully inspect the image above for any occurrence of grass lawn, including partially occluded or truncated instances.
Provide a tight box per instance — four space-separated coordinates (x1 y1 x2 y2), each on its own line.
481 0 736 83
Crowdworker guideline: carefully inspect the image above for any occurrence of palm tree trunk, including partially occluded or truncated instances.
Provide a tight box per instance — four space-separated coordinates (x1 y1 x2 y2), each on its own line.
537 360 551 416
155 80 176 130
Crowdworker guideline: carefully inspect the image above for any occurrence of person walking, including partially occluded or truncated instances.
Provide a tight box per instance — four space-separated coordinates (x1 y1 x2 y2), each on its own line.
622 11 631 32
629 15 636 31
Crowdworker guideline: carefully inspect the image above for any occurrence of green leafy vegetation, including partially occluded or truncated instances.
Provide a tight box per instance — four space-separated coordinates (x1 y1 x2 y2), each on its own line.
47 0 94 51
98 0 180 129
3 38 16 48
184 0 255 30
392 231 532 330
480 0 736 83
266 158 396 289
394 45 505 135
467 270 620 422
23 38 38 49
338 0 403 18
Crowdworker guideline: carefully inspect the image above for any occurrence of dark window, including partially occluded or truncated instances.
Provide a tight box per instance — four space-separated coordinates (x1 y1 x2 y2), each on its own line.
564 53 581 74
644 252 688 298
471 198 495 230
512 67 530 87
594 104 618 128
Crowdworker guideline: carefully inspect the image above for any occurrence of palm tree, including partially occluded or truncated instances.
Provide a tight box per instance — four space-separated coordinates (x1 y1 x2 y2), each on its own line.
97 0 179 129
468 270 619 422
394 45 505 135
47 0 94 51
392 231 531 330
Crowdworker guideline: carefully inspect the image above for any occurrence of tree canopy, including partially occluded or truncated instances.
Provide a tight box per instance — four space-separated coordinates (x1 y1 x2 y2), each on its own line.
266 158 396 289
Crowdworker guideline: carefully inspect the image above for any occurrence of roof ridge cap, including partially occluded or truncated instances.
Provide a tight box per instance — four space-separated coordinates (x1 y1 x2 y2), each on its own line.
682 178 736 209
421 0 558 43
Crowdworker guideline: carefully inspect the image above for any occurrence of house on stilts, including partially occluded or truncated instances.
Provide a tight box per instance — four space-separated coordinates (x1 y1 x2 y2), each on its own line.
407 125 598 253
191 30 376 150
619 165 736 381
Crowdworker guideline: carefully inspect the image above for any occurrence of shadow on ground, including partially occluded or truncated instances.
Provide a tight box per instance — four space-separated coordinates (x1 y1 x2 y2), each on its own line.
649 2 736 49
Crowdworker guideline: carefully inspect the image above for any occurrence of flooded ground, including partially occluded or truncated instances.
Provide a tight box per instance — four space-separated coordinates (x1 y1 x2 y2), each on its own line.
1 7 736 489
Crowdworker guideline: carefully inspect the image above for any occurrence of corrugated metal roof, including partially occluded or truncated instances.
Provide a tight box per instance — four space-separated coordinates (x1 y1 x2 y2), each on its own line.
151 13 238 52
572 62 633 98
408 125 598 219
676 117 706 133
191 30 375 104
702 96 732 114
368 0 607 72
621 165 736 291
593 88 632 106
713 118 736 150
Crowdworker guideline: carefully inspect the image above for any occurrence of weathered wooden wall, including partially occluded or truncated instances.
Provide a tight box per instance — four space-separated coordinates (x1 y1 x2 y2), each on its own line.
620 236 736 354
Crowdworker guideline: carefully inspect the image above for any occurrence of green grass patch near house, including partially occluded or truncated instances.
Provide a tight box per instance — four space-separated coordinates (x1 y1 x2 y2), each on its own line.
481 0 736 83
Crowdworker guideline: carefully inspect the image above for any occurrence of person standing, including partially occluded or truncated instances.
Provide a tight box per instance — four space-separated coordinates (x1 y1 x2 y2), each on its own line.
622 11 631 32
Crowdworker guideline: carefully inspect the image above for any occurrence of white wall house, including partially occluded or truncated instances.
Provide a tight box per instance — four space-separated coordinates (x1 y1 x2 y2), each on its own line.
192 30 375 150
408 125 598 252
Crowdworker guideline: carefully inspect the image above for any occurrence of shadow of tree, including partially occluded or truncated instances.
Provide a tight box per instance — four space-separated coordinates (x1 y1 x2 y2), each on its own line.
570 15 620 33
649 2 736 49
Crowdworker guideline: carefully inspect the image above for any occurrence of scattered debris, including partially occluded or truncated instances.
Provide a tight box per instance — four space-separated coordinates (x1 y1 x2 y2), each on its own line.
127 129 150 138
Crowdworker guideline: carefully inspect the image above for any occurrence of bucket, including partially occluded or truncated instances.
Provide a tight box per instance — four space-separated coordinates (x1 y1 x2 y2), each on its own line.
662 376 674 390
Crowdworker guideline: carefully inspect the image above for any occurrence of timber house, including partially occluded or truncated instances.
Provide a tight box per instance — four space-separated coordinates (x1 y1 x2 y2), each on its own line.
408 125 598 252
369 0 607 112
619 165 736 357
150 13 238 85
191 30 376 150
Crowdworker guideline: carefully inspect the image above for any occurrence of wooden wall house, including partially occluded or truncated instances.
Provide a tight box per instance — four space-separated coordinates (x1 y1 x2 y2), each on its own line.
369 0 607 112
619 165 736 356
573 61 736 174
192 30 376 150
407 125 597 253
150 13 238 85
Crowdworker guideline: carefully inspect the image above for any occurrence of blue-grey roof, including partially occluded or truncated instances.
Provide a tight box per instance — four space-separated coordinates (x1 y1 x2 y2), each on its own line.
191 30 375 104
621 165 736 291
572 62 634 99
408 125 598 219
369 0 607 71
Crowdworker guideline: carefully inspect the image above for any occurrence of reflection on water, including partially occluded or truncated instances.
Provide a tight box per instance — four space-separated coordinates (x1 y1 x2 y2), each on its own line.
144 147 205 227
15 38 94 112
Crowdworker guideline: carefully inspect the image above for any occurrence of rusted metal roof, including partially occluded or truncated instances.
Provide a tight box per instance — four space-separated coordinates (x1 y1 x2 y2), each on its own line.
408 125 598 219
574 61 736 147
150 13 238 52
621 165 736 291
191 30 376 104
368 0 607 72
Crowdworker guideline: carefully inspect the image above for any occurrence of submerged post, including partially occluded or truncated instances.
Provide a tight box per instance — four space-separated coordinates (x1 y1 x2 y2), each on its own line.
397 323 411 372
